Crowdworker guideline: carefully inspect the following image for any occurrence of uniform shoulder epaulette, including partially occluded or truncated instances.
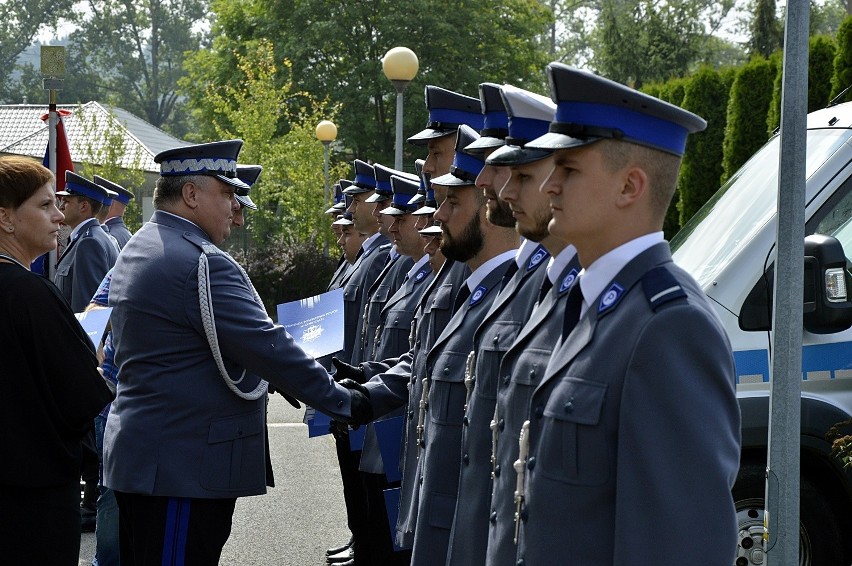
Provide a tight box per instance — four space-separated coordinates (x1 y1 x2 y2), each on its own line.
182 231 221 256
642 265 687 312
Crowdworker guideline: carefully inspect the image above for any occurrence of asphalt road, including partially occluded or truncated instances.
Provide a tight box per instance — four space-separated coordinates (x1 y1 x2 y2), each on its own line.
79 394 349 565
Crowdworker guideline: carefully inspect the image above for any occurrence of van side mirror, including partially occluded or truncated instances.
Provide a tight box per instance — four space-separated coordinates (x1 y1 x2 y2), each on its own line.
803 234 852 333
739 234 852 333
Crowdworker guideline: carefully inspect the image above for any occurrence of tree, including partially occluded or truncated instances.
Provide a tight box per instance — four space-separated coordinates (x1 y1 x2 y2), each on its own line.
748 0 782 58
72 105 147 232
722 56 776 184
182 0 553 166
591 0 735 88
202 41 350 251
0 0 77 102
68 0 208 137
831 15 852 104
679 67 729 228
768 35 836 133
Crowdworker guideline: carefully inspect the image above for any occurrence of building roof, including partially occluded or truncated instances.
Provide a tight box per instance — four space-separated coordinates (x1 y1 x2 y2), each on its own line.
0 102 191 172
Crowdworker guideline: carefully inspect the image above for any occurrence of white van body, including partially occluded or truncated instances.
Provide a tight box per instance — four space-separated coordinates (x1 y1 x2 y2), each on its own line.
671 102 852 565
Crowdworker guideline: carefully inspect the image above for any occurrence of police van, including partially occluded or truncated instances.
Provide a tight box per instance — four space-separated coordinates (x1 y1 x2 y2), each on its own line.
671 102 852 565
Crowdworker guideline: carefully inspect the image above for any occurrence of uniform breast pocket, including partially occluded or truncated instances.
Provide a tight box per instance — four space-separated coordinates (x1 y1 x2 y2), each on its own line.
55 262 71 277
343 283 360 306
383 308 413 357
425 283 453 315
200 410 265 491
538 377 609 486
428 350 468 425
505 349 550 417
476 321 521 401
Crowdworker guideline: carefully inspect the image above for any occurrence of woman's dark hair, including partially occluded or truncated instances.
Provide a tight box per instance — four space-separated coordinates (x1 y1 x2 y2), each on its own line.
0 156 55 209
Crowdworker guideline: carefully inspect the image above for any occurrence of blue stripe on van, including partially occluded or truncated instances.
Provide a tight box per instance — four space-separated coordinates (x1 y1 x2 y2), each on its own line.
733 343 852 384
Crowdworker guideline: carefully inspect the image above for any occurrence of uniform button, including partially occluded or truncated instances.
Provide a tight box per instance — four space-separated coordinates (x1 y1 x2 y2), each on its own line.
394 318 399 323
494 464 501 477
337 400 344 408
416 340 421 347
408 410 414 419
490 511 497 524
463 454 469 465
463 416 469 426
503 375 510 384
444 367 450 374
419 477 424 485
534 405 543 418
564 398 574 413
517 559 525 566
527 456 536 470
529 369 535 378
498 418 505 431
493 335 499 343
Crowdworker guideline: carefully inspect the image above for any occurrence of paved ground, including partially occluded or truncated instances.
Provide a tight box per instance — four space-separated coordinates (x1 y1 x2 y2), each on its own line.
79 395 349 565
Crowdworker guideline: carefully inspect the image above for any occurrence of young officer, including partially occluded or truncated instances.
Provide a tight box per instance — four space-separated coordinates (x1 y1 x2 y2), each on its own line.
511 63 741 566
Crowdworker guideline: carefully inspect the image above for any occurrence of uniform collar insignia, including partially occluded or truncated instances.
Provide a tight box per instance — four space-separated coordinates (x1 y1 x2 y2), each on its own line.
597 282 625 315
526 245 550 271
414 267 430 283
559 268 578 295
469 284 490 307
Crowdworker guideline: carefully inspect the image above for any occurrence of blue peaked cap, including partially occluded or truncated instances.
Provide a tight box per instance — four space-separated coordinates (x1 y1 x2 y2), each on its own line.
408 86 484 146
527 63 706 156
430 125 485 187
465 82 510 154
59 172 113 205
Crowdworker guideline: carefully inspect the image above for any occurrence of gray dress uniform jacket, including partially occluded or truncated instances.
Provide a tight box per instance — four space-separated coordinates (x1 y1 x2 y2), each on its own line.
446 245 550 566
54 218 119 312
486 256 581 566
361 258 469 548
103 211 353 499
339 234 391 365
410 257 514 566
516 243 740 565
356 252 413 365
103 217 133 249
359 258 432 475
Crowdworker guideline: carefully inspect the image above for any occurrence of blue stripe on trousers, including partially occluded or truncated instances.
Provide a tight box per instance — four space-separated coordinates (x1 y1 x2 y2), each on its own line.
162 497 191 565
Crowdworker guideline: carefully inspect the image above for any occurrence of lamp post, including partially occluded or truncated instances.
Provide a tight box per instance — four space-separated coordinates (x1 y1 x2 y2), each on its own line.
316 119 337 257
381 47 419 170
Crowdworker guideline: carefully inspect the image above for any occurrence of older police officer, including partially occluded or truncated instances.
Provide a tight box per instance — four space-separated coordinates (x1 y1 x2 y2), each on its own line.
104 140 370 565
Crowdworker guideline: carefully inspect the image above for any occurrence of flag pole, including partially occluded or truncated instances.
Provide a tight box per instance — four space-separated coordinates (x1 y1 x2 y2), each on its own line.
41 46 65 280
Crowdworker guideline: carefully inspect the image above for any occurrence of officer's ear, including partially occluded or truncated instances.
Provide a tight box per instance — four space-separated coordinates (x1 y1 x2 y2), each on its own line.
0 206 12 232
616 165 649 210
181 179 203 209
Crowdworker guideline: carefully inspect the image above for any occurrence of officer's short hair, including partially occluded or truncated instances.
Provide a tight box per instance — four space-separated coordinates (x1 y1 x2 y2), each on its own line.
154 175 203 209
82 196 103 216
596 139 681 221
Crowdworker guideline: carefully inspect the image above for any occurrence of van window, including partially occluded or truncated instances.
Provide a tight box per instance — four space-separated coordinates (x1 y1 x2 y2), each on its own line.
672 129 852 287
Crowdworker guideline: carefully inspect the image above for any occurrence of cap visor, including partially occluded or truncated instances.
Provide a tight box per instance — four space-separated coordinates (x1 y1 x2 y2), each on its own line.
365 193 390 203
486 145 553 166
418 225 443 236
236 194 258 210
407 193 426 205
463 136 505 154
343 186 372 195
215 175 251 191
55 190 71 196
333 218 354 226
431 172 473 186
382 206 410 216
407 128 455 146
525 131 602 151
325 205 339 214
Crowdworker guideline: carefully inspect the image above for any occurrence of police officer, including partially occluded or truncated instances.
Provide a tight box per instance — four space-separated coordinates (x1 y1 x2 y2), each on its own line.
103 140 370 565
93 175 135 249
55 172 120 313
345 125 519 566
512 64 740 565
447 84 561 566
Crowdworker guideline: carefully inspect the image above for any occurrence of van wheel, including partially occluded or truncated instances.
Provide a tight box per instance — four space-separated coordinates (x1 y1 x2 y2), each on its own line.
732 463 843 566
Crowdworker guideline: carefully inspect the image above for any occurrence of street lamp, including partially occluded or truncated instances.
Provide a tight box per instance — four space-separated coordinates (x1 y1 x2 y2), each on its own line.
316 119 337 257
381 47 419 170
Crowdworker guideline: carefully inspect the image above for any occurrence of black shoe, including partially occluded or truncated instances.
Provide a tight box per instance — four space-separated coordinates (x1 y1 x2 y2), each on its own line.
327 547 354 564
326 537 353 556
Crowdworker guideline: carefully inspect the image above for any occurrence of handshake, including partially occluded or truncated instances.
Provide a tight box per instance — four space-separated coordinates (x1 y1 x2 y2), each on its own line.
332 357 374 427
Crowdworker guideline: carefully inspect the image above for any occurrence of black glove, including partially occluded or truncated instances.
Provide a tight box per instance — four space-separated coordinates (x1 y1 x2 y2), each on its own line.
331 357 367 384
267 384 301 409
329 419 349 440
339 379 373 428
